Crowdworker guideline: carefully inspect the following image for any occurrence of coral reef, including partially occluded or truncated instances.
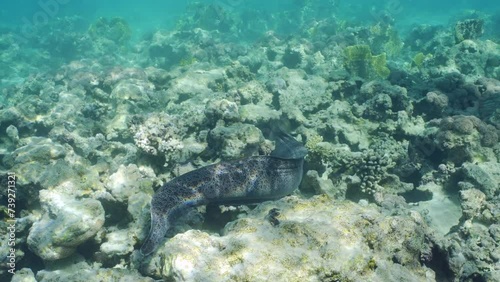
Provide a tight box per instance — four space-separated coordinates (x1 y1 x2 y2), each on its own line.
141 196 436 281
27 190 105 260
36 255 153 282
454 18 484 43
177 3 235 33
460 162 500 199
88 17 132 45
1 3 500 281
421 115 499 164
131 113 185 158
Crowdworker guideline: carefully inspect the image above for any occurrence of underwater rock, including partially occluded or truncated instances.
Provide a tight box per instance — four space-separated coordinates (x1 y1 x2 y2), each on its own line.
88 17 132 45
105 78 156 140
207 123 264 158
106 164 155 203
148 30 189 69
460 162 500 199
108 66 148 82
422 115 499 165
405 24 452 53
308 100 374 149
143 196 435 281
3 137 66 168
428 39 499 79
49 126 138 172
11 268 36 282
144 66 173 89
5 124 19 143
168 68 225 101
240 104 281 124
277 68 330 123
454 19 484 43
204 99 240 124
179 3 234 32
414 91 449 119
29 16 92 61
99 229 135 258
445 221 500 282
27 190 105 261
36 254 153 282
359 80 410 119
2 137 70 188
459 188 486 220
55 59 104 90
476 77 500 127
384 111 426 137
111 79 154 103
225 61 255 82
131 112 185 158
127 191 152 235
265 77 287 94
238 80 273 105
300 169 337 198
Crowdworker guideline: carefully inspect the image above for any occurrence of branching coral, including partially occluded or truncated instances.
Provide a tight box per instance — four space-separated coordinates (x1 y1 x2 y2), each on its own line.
130 113 185 163
354 149 395 194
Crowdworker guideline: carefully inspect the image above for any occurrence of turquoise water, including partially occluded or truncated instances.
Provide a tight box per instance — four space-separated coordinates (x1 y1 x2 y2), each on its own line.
0 0 498 39
0 0 498 81
1 1 500 281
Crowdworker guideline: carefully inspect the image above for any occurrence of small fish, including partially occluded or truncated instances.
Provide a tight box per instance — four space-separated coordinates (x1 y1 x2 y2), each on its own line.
140 132 307 255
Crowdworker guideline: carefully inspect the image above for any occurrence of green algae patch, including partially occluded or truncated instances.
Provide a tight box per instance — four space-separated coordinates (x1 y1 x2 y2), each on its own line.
412 52 433 69
343 45 390 80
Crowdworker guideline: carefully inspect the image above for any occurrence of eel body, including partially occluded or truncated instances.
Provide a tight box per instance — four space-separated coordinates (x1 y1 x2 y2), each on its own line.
140 133 307 255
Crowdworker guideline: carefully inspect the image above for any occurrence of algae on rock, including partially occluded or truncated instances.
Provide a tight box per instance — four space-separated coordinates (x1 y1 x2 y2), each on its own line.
27 190 105 261
343 44 390 80
142 196 436 281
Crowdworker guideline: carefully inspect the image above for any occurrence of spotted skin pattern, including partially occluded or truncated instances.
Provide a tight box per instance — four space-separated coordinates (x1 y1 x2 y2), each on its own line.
140 135 306 255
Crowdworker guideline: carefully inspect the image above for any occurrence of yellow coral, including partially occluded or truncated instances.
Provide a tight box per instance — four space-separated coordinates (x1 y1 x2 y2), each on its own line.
179 56 197 66
344 45 390 79
383 29 403 57
371 53 390 78
412 52 433 69
305 133 324 152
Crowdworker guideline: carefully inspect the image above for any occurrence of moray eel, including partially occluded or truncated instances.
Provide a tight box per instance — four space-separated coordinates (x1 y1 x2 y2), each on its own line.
140 132 307 255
